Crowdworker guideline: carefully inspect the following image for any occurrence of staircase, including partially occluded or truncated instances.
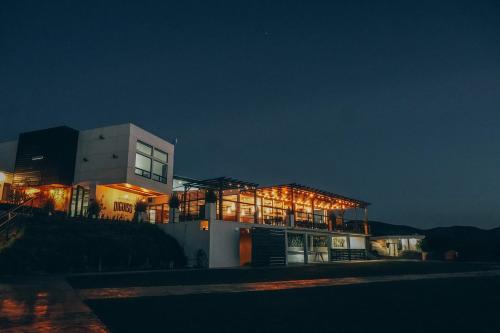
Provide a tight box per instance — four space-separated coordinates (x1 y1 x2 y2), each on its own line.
0 196 37 242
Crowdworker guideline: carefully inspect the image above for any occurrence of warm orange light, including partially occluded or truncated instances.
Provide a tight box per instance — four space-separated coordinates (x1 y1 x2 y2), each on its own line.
25 188 41 196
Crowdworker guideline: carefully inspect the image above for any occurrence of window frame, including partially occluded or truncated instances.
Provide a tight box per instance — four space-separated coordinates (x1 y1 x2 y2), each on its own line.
134 140 169 184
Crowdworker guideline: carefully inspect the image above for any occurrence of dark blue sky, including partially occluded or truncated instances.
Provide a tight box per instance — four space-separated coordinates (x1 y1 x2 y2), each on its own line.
1 1 500 228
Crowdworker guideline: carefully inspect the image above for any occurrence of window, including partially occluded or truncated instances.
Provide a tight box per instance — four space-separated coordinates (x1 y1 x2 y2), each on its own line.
154 148 168 163
137 141 152 155
152 160 167 183
134 140 169 183
135 153 152 178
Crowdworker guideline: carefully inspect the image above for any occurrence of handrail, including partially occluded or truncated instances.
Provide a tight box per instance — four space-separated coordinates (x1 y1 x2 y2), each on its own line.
0 195 37 220
0 196 38 232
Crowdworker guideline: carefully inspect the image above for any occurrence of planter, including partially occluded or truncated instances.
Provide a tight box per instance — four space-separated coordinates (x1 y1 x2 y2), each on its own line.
421 251 428 261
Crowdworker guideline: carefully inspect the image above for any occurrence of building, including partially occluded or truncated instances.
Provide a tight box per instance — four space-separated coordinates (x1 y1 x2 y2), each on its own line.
161 177 370 268
0 124 174 221
0 124 371 268
370 235 425 257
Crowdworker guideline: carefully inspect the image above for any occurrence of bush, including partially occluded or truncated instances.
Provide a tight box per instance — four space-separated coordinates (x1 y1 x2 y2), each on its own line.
87 199 102 218
41 198 56 216
0 216 186 274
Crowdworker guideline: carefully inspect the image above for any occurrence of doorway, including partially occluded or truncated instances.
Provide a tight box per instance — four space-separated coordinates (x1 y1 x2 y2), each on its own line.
239 228 252 266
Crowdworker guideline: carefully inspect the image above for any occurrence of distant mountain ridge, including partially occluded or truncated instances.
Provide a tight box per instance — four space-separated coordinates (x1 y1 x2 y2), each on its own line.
368 220 499 237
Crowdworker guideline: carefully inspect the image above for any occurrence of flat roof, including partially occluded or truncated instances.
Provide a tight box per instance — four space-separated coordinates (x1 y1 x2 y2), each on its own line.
371 235 425 240
181 177 259 191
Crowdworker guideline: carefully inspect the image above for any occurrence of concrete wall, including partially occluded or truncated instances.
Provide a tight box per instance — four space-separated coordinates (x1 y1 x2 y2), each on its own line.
74 124 130 185
349 235 367 249
74 123 174 194
0 140 18 173
158 221 210 267
209 221 241 268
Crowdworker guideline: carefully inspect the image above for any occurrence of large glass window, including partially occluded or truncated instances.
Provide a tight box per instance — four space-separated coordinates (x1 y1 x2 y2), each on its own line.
135 153 152 178
153 148 168 163
134 140 169 183
137 141 152 155
152 160 167 183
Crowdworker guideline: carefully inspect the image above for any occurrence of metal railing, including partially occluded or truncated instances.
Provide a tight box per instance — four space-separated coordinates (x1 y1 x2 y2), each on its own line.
0 196 37 237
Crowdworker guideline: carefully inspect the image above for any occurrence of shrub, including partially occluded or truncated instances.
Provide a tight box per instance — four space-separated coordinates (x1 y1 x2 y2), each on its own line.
0 216 186 274
87 199 102 218
41 198 55 216
135 200 148 213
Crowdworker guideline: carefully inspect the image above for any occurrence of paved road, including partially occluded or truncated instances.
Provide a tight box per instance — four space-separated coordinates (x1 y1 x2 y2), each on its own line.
78 269 500 299
0 276 108 332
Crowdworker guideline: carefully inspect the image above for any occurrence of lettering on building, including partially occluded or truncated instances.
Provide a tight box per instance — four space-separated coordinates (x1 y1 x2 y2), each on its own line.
114 201 133 213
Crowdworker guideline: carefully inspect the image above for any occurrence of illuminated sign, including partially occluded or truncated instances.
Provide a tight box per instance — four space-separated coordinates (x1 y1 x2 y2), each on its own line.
114 201 133 213
332 237 346 248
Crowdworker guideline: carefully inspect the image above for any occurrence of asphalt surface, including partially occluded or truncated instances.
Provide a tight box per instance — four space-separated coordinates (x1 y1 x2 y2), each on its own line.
67 260 496 289
86 275 500 333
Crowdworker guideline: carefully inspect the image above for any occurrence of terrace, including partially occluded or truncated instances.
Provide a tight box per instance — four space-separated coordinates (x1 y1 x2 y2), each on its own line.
176 177 370 234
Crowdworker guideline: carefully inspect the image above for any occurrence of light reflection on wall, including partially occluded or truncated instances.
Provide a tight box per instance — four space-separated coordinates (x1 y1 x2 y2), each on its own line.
96 185 145 221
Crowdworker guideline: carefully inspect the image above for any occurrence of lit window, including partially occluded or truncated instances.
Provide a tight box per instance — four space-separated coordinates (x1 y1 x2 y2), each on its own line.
137 141 153 156
135 140 168 183
135 153 152 178
153 148 168 163
200 220 209 231
152 160 167 183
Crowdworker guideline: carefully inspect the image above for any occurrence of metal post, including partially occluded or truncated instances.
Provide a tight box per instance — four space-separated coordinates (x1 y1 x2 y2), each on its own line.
363 207 369 235
236 192 241 222
304 233 309 264
253 189 258 224
218 186 223 221
347 235 352 261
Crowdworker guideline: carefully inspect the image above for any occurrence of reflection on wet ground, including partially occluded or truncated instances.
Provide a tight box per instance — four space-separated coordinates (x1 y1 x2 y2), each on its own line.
77 269 500 300
0 276 108 332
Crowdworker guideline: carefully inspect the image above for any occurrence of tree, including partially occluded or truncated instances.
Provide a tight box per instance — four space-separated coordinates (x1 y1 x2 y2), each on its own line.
134 200 148 223
87 199 102 219
41 198 55 216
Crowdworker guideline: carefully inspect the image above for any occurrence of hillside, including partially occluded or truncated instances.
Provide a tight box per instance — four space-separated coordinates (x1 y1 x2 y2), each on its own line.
0 216 187 274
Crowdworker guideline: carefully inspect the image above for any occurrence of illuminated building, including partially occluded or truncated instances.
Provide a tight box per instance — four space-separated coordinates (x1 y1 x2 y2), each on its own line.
0 124 174 220
0 124 370 267
371 235 425 257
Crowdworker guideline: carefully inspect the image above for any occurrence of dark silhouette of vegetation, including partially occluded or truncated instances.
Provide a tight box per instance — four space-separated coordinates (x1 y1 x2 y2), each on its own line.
41 198 56 216
0 216 186 274
134 200 148 222
87 199 102 218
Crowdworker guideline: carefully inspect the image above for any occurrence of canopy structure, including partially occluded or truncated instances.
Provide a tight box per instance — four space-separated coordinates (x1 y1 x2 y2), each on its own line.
258 183 370 209
181 177 259 191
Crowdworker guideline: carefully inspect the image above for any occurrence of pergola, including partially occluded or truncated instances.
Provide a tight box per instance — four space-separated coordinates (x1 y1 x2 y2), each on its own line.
257 183 370 210
180 177 259 220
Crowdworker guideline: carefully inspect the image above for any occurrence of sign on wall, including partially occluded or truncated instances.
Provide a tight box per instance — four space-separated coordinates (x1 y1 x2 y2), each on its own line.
113 201 133 213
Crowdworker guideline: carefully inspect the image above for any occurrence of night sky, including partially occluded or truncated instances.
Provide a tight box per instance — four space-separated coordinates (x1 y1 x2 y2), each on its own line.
1 1 500 229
